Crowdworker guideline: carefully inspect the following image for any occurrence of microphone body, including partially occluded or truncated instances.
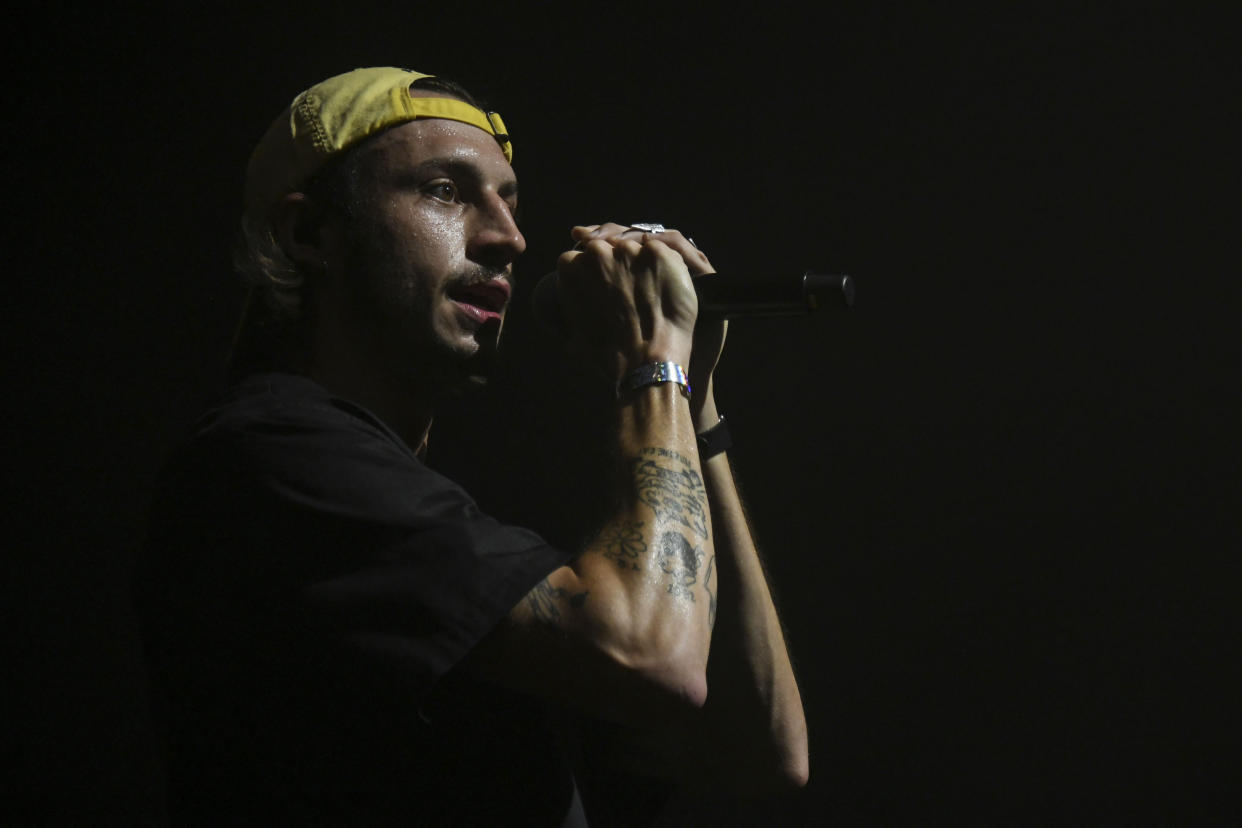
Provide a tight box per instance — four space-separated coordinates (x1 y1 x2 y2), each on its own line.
533 271 854 334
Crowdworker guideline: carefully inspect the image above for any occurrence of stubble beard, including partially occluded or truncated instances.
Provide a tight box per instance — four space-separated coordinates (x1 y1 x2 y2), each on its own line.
343 223 506 402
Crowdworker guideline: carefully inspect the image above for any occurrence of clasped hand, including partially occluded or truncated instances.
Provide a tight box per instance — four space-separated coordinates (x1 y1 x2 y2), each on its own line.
555 223 727 411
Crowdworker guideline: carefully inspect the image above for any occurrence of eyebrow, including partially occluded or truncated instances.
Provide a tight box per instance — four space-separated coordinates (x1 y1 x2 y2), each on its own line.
403 157 519 202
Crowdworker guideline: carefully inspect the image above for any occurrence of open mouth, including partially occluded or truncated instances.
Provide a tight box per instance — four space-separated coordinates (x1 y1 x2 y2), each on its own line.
448 278 511 325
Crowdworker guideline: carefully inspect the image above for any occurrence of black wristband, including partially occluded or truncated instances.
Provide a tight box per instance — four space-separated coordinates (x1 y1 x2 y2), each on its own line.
696 415 732 460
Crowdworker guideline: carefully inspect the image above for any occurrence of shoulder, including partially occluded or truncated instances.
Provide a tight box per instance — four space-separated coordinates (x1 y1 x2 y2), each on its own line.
154 372 473 525
146 369 562 573
201 372 411 453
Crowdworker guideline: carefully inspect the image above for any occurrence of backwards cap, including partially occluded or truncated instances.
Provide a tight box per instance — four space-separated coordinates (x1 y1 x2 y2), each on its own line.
244 67 513 220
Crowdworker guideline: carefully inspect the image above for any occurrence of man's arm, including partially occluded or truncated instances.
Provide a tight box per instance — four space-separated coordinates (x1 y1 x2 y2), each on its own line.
464 231 717 726
471 224 809 788
685 383 810 790
557 226 808 791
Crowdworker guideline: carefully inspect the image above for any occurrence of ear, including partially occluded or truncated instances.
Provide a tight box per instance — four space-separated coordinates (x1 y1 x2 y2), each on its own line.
272 192 333 272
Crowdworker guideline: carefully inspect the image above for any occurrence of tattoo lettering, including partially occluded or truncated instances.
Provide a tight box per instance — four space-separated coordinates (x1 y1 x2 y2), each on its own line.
598 520 646 571
656 531 703 601
631 449 709 541
526 579 588 624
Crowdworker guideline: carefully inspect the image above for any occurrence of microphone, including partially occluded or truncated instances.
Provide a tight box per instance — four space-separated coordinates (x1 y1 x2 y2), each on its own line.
532 270 855 334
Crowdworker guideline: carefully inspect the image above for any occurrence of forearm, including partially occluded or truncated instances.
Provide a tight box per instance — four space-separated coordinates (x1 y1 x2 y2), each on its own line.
569 397 809 792
465 230 726 727
470 380 717 722
566 382 715 699
690 388 810 789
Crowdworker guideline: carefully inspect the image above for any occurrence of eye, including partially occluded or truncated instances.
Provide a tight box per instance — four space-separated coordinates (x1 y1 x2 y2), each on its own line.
424 180 459 203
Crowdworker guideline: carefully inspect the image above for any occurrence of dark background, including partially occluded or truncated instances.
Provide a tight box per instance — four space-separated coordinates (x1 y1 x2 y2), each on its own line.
9 3 1236 825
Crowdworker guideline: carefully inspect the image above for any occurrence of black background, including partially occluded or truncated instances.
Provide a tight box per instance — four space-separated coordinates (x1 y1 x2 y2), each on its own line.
8 3 1237 825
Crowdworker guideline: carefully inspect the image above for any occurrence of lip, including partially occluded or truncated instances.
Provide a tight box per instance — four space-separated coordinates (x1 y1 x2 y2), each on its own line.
449 277 511 324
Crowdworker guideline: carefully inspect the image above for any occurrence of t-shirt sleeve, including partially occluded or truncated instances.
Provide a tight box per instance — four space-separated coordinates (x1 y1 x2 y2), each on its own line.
141 377 568 701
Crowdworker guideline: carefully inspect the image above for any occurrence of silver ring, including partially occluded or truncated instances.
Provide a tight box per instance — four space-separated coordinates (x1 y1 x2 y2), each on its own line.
628 222 667 234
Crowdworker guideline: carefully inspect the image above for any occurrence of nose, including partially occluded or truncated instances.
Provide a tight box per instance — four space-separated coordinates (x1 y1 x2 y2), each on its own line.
469 193 526 267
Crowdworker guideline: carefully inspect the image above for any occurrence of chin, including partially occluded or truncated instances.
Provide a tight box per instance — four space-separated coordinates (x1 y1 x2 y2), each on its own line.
415 319 503 396
432 341 500 396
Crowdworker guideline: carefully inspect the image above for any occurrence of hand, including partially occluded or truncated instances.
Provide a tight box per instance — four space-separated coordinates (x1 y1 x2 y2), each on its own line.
555 226 698 382
568 224 727 423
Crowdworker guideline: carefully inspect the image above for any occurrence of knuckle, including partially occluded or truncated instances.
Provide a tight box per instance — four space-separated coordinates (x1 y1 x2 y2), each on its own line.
614 238 643 256
578 239 614 258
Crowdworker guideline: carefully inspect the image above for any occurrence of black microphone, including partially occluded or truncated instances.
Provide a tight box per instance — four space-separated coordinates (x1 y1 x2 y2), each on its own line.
532 270 855 335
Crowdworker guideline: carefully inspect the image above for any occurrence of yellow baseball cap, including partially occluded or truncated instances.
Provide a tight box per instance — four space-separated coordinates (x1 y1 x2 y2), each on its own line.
243 67 513 220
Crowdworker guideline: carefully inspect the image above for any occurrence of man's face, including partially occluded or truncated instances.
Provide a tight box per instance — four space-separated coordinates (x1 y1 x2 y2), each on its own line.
320 114 525 393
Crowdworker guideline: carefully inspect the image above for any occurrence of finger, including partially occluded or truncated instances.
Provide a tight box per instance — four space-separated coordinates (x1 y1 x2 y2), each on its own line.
570 224 600 243
571 224 715 274
564 238 641 284
618 227 715 276
608 237 645 268
556 248 582 273
574 237 630 264
595 222 641 242
643 229 714 276
636 238 696 297
576 223 684 245
638 236 688 269
571 222 633 243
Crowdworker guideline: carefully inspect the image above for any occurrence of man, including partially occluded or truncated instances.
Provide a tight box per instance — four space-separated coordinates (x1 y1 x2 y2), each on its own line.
137 66 806 825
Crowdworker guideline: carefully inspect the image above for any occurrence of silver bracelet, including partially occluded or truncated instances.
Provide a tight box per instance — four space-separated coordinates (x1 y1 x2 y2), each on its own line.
620 361 691 399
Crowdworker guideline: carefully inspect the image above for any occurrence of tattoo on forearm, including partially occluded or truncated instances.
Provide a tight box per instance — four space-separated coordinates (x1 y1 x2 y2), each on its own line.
580 452 710 606
631 448 709 541
656 530 703 600
598 520 646 571
526 579 589 624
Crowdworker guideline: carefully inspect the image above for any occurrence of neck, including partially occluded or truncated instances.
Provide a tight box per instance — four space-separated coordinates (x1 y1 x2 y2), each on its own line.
290 342 436 456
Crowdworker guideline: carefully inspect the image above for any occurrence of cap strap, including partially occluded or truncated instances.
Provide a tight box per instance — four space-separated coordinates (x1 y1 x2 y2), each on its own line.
389 92 514 162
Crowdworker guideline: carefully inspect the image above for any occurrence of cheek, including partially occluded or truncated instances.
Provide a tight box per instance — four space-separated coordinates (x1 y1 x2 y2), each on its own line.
382 205 464 269
413 205 458 240
342 201 468 313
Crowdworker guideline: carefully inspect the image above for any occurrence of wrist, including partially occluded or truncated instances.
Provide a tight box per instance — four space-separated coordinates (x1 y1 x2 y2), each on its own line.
632 328 693 373
619 360 692 400
615 380 696 446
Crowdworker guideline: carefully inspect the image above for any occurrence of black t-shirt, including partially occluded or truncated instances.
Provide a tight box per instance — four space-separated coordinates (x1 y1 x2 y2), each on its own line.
135 372 586 825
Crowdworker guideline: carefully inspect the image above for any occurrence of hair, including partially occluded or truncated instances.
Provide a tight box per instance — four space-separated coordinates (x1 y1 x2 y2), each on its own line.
228 76 488 375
